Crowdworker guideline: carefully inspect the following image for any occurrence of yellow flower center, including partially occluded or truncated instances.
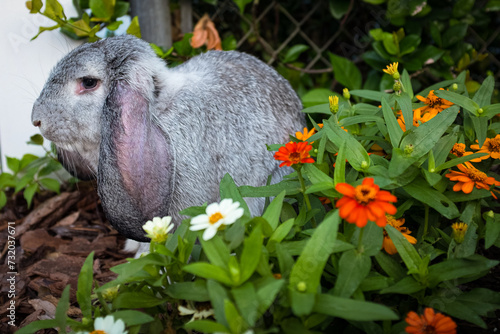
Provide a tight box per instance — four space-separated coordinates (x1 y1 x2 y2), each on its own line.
354 185 377 205
452 223 467 232
289 152 301 164
487 137 500 152
209 212 223 225
465 168 487 182
451 143 466 156
90 331 106 334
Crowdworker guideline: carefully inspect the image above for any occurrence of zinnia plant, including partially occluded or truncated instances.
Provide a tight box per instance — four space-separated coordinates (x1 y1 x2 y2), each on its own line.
273 141 314 167
445 161 500 198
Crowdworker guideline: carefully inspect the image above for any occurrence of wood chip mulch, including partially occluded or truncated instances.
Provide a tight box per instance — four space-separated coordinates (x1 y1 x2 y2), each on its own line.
0 182 132 333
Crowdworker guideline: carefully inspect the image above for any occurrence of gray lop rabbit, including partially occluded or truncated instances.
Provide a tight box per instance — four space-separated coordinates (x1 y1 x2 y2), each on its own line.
32 35 305 252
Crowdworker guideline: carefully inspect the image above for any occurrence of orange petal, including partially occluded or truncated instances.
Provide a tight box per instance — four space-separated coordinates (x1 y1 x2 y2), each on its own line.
461 181 474 193
335 183 356 197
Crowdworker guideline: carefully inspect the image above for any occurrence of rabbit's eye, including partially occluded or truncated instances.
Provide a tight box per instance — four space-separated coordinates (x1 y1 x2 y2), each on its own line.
81 78 98 90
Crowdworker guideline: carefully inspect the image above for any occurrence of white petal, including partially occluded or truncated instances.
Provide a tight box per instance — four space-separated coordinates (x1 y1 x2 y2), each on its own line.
202 226 218 240
161 216 172 225
178 305 196 315
189 222 210 231
190 214 209 225
165 223 175 234
206 202 221 216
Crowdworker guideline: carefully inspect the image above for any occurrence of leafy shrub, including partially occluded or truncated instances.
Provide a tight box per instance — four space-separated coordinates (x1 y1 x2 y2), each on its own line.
0 135 65 209
17 67 500 333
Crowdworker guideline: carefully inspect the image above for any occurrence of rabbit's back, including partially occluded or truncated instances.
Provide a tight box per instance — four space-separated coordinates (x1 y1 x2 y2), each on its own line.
156 50 305 214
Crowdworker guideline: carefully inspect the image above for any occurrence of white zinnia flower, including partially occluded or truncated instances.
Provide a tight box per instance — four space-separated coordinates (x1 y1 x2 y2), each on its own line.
142 216 174 243
189 199 244 240
90 315 127 334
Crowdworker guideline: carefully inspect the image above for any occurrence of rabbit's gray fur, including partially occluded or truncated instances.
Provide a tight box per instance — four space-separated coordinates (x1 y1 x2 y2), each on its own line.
32 35 304 248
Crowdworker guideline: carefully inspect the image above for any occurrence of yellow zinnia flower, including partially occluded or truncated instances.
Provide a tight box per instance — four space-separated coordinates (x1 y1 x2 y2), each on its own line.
383 62 399 77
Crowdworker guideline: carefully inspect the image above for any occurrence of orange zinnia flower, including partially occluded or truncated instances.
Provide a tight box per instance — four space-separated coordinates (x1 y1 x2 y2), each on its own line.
295 127 316 142
335 177 397 228
191 14 222 50
414 88 454 116
470 134 500 161
450 143 474 159
274 141 314 168
383 215 417 255
445 161 500 198
405 308 456 334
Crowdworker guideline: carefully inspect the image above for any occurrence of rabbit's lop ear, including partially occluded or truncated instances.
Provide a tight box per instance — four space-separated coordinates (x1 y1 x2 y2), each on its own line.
98 79 174 241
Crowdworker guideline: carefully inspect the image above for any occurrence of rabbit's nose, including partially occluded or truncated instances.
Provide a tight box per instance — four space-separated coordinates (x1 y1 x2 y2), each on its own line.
33 120 41 127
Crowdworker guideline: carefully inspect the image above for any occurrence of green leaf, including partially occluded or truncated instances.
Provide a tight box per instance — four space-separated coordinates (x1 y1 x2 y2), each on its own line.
0 191 6 209
184 320 230 333
427 254 499 287
113 1 129 18
262 191 286 230
23 183 39 208
385 224 421 273
399 106 459 159
434 153 488 172
481 104 500 119
334 141 346 185
485 213 500 249
473 75 494 106
14 319 59 334
200 235 230 269
301 88 336 107
77 252 94 319
324 120 370 171
403 178 459 219
313 294 398 321
113 291 166 308
289 210 340 293
381 96 403 147
401 69 414 99
333 249 371 298
90 0 115 19
433 90 480 116
442 23 468 48
380 276 425 294
126 16 141 38
183 263 233 286
165 280 209 301
232 283 259 326
225 299 247 333
233 0 252 13
39 178 60 193
29 134 44 145
110 310 154 327
207 280 230 328
55 285 70 333
290 289 315 316
349 89 390 102
399 34 421 56
6 157 20 173
329 53 362 90
375 252 406 280
303 163 337 197
395 92 414 131
255 277 285 314
267 218 294 252
302 103 330 114
220 173 250 215
239 179 301 197
240 224 263 283
329 0 350 19
469 114 488 146
432 131 459 167
45 0 65 20
283 44 309 63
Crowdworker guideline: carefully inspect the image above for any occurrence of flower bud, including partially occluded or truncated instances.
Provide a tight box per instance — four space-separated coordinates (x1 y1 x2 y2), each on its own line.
392 72 400 80
451 222 468 244
452 83 458 91
101 286 120 302
343 88 350 100
329 96 339 114
296 281 307 292
393 81 402 92
404 144 414 155
361 160 369 170
477 108 484 114
486 210 494 218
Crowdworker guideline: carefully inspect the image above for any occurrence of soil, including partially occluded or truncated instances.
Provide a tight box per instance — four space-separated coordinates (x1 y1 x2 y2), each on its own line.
0 183 499 333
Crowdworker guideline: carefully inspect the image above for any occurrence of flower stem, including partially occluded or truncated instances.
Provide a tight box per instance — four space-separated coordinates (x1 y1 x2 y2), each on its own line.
357 227 365 252
296 167 317 228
